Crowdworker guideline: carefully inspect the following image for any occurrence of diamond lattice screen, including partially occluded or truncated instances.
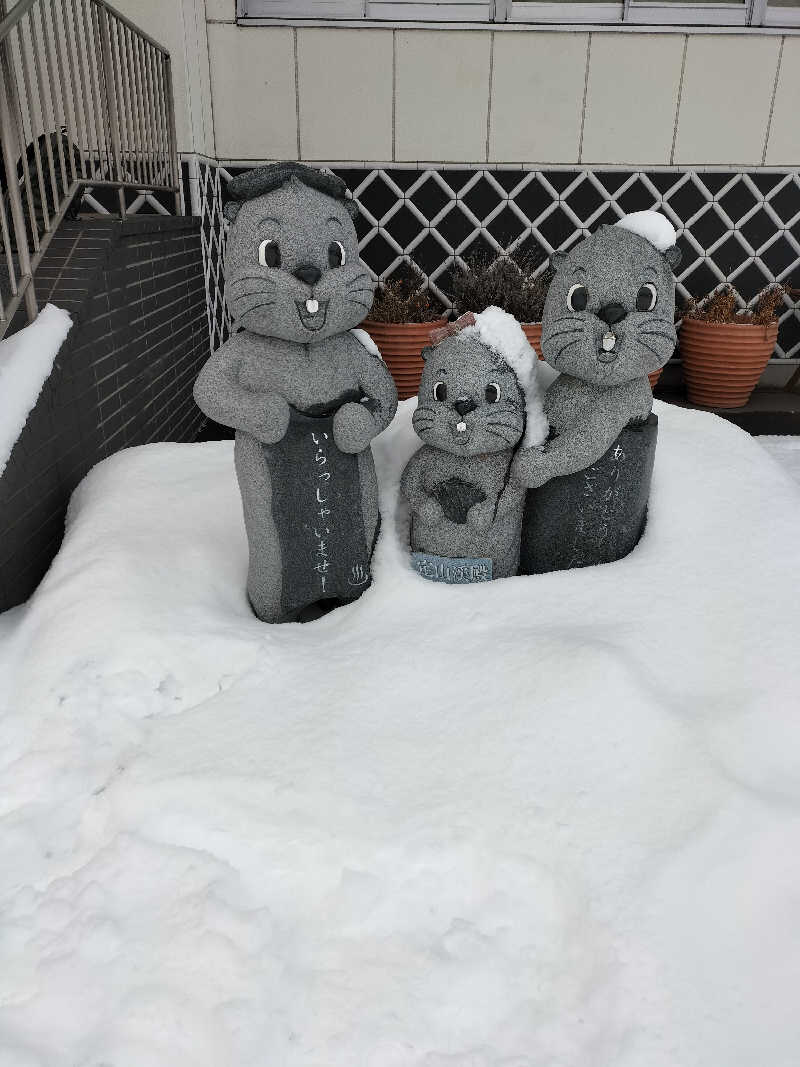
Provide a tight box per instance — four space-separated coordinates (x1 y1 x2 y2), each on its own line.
188 160 800 360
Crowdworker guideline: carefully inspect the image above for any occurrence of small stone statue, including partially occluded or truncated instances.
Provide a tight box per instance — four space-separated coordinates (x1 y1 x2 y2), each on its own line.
194 163 397 622
518 211 681 574
401 307 549 582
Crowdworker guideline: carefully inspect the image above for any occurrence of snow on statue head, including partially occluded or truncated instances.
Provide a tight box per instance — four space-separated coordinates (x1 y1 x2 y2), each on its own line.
401 306 550 583
516 211 681 575
194 163 397 623
541 210 681 386
223 162 373 343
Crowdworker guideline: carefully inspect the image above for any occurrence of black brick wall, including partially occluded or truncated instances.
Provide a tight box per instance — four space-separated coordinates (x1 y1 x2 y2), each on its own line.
0 216 209 611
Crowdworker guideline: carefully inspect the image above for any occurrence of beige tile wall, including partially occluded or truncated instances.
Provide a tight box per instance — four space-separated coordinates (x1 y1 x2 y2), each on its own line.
489 33 587 164
113 0 215 156
581 33 685 166
764 36 800 167
115 4 800 167
672 35 782 166
297 29 393 161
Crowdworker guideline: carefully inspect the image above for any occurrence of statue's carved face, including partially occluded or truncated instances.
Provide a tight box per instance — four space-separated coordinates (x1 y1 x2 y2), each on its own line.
412 334 525 456
225 177 374 343
541 226 678 387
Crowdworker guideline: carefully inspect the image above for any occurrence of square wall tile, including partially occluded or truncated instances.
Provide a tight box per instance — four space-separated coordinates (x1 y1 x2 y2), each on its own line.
207 25 297 161
395 30 491 163
582 33 684 165
765 37 800 166
298 29 393 161
206 0 235 19
673 35 781 166
490 33 587 165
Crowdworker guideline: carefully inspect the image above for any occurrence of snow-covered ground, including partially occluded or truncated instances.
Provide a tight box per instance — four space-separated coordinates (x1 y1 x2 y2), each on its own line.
759 433 800 488
1 399 800 1067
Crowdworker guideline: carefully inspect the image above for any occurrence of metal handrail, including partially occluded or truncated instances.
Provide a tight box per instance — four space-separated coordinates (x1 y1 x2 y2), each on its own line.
0 0 181 338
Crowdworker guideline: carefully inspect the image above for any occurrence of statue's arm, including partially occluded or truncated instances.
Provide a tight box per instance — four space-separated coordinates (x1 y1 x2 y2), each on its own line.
193 338 289 443
400 449 444 525
333 346 399 454
512 413 625 489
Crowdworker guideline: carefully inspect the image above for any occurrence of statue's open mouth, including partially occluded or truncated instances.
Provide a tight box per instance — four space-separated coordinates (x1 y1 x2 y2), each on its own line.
296 298 329 331
597 330 620 363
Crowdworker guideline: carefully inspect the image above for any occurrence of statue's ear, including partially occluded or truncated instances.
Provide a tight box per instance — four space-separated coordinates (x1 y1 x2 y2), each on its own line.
420 345 434 362
663 244 682 272
550 250 568 271
344 198 358 220
223 201 241 224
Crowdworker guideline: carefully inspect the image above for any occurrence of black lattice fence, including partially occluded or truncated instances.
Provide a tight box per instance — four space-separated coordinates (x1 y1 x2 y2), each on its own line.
187 158 800 362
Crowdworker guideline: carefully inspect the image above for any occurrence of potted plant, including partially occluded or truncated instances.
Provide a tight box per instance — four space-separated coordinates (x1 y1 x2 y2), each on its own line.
679 283 785 408
450 253 553 359
361 275 445 400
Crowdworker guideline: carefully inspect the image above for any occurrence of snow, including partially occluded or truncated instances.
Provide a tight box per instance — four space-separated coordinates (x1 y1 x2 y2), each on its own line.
464 306 548 446
351 327 383 360
759 434 800 488
615 210 678 252
2 401 800 1067
0 304 72 477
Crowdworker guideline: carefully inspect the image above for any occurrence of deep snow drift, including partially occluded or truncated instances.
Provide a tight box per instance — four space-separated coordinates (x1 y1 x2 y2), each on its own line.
1 400 800 1067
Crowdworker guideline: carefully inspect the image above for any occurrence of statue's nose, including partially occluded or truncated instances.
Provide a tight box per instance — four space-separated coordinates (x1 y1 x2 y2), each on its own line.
453 396 476 417
294 263 321 286
598 302 627 326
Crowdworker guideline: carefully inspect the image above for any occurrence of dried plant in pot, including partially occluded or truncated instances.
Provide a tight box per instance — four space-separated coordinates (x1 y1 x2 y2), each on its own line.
361 274 445 400
679 284 785 408
450 253 553 359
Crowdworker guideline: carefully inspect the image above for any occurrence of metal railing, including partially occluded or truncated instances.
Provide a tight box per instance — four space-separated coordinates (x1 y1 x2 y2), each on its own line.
0 0 180 337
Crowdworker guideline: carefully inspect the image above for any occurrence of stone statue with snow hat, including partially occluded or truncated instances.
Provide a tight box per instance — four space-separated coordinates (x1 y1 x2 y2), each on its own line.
401 307 550 583
193 163 397 622
517 210 682 574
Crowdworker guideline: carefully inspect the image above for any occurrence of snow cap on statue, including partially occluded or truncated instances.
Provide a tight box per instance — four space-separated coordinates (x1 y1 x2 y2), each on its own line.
614 210 678 254
429 306 548 447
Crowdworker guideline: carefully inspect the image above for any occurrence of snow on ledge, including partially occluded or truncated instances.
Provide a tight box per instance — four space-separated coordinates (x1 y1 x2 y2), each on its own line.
0 304 72 477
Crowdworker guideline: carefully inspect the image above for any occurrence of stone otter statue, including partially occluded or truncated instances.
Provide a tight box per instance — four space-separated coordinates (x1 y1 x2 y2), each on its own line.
401 307 549 582
517 211 681 573
193 163 397 622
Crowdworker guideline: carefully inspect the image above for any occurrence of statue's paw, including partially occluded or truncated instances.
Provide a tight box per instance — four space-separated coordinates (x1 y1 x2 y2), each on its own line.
418 498 444 526
333 402 375 454
466 499 495 532
256 394 291 444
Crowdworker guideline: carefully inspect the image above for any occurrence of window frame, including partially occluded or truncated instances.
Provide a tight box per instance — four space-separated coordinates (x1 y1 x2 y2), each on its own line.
236 0 800 26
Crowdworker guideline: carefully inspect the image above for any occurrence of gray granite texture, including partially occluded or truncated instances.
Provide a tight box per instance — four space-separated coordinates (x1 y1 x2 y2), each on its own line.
194 163 397 622
401 317 546 581
519 414 658 574
515 222 679 490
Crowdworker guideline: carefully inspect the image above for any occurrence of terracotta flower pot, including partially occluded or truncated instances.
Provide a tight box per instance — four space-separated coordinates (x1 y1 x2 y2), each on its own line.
361 319 446 400
520 322 544 360
679 317 778 408
648 368 663 390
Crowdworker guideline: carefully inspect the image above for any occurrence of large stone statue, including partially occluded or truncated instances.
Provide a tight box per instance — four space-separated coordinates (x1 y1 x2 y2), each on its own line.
518 211 681 573
401 307 549 583
194 163 397 622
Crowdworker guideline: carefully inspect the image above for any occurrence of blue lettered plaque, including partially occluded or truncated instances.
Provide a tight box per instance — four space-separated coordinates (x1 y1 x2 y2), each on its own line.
411 552 493 585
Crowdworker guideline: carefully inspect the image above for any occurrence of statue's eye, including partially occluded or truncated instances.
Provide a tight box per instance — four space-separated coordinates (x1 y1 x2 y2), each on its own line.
258 239 280 268
433 381 447 402
328 240 347 268
636 283 657 312
485 383 501 404
567 283 588 312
